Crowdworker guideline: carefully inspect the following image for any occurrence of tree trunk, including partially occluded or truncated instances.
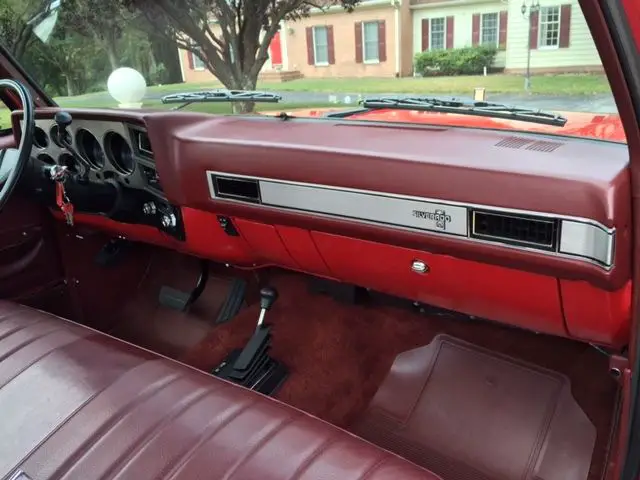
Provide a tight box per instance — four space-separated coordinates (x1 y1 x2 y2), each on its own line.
105 43 119 71
227 74 259 114
149 36 183 84
65 76 76 96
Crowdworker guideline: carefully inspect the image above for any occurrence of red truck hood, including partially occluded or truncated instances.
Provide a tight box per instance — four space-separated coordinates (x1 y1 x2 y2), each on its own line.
267 107 626 143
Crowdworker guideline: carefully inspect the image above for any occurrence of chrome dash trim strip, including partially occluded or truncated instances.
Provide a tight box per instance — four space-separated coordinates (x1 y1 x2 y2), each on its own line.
560 220 615 267
260 180 469 236
205 170 616 269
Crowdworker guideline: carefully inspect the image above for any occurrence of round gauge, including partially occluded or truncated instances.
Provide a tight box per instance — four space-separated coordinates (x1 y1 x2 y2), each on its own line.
58 152 79 174
34 127 48 149
104 131 135 174
36 153 55 165
50 124 71 148
76 128 105 169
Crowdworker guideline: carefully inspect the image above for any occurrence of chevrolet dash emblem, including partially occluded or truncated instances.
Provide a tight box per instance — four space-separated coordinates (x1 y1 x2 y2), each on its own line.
412 209 452 230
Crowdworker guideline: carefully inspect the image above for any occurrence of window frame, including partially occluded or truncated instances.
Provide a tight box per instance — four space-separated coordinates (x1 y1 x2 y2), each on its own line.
312 25 330 66
362 21 380 64
538 5 562 50
480 12 500 47
190 51 206 70
429 17 446 51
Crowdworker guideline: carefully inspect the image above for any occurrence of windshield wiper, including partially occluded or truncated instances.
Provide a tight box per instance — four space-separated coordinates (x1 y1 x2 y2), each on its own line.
356 97 567 127
161 89 282 110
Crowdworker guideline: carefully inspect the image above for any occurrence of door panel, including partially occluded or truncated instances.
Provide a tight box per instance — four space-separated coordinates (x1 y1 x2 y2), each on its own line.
0 189 62 300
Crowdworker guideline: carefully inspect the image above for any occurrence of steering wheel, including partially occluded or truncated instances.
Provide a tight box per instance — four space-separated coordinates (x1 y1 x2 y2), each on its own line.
0 79 34 212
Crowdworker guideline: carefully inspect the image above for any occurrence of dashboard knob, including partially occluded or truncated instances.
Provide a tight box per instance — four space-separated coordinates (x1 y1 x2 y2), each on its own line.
161 213 176 228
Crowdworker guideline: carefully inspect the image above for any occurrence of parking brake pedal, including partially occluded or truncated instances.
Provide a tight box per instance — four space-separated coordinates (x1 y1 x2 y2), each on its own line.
159 260 209 312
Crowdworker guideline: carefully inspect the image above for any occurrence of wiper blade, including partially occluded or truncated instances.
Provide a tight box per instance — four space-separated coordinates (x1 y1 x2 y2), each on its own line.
161 89 282 110
360 97 567 127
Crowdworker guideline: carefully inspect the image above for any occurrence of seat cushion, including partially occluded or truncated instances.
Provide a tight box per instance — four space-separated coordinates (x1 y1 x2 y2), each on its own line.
0 301 440 480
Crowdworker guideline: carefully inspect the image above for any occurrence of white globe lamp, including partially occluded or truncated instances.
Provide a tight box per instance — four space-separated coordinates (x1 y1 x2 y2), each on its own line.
107 67 147 108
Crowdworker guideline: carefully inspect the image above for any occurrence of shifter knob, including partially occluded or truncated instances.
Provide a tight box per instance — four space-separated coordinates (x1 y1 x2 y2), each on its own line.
259 287 278 311
54 111 73 128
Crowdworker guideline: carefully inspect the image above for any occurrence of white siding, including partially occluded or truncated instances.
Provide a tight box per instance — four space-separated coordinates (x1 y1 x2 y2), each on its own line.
412 1 506 67
504 0 602 70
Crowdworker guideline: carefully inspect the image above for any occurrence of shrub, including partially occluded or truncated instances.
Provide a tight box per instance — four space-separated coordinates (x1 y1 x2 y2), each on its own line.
414 46 498 77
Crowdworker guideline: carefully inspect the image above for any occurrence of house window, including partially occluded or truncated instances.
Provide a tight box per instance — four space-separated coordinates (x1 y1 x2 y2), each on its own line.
430 18 445 50
480 13 499 46
190 51 205 70
362 21 379 62
539 6 561 48
313 26 329 65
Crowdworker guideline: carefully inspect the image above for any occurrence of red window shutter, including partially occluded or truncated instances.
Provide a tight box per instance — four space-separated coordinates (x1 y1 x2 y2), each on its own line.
187 51 194 69
421 19 429 51
355 22 363 63
471 14 480 46
306 27 314 65
446 16 454 49
499 11 508 48
559 4 572 48
327 25 335 64
378 20 387 62
529 11 539 49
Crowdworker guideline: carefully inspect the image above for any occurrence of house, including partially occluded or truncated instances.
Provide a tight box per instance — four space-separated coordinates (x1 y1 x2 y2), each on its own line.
178 0 603 83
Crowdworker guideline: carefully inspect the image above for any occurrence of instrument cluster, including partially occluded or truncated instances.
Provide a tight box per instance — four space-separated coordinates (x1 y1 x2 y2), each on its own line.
30 118 162 197
27 115 184 240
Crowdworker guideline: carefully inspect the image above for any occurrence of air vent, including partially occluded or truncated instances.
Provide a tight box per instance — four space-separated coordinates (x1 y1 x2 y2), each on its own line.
133 129 153 157
470 210 558 250
212 175 261 203
495 137 532 149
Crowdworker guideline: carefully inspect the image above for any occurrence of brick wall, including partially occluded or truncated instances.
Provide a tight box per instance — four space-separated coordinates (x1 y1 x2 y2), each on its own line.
286 6 400 77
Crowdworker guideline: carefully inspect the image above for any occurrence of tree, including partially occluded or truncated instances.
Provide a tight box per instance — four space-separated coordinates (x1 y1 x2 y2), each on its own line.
0 0 50 60
59 0 130 71
124 0 361 112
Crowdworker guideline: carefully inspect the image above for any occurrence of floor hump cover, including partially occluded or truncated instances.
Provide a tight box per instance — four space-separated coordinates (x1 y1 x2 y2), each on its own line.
352 334 596 480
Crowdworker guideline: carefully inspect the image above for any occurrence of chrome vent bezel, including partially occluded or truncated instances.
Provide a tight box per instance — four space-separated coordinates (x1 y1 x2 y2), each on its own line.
469 210 559 251
211 174 262 203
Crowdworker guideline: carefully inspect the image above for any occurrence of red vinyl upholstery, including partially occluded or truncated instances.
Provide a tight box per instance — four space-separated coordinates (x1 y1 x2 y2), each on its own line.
0 301 440 480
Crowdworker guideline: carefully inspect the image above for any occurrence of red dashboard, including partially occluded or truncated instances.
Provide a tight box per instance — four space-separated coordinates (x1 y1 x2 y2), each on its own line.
27 108 632 348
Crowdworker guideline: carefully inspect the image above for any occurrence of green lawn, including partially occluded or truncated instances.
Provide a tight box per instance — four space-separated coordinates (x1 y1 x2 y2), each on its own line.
134 73 611 96
68 73 609 99
258 74 611 95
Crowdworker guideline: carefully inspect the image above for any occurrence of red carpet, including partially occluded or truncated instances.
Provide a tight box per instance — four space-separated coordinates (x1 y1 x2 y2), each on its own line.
179 270 617 480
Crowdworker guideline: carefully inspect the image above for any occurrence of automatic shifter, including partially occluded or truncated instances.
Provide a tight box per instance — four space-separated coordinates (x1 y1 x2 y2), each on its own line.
212 286 288 395
256 286 278 329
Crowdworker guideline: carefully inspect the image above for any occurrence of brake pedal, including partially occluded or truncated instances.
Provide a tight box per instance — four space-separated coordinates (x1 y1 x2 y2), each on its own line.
215 278 247 324
158 260 209 312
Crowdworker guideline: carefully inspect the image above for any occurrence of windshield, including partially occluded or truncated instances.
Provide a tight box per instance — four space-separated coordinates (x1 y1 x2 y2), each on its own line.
0 0 625 143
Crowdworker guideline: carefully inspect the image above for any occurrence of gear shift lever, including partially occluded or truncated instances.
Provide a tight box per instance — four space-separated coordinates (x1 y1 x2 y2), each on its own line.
213 285 288 395
53 111 90 174
257 286 278 328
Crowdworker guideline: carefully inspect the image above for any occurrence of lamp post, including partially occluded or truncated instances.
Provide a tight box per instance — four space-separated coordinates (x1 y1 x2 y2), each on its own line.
521 0 540 92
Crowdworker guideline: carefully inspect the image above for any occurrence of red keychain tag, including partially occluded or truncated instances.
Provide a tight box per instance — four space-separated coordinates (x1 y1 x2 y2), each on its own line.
56 182 74 226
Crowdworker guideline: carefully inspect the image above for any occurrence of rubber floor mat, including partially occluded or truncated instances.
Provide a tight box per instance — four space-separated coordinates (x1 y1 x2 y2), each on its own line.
352 334 596 480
